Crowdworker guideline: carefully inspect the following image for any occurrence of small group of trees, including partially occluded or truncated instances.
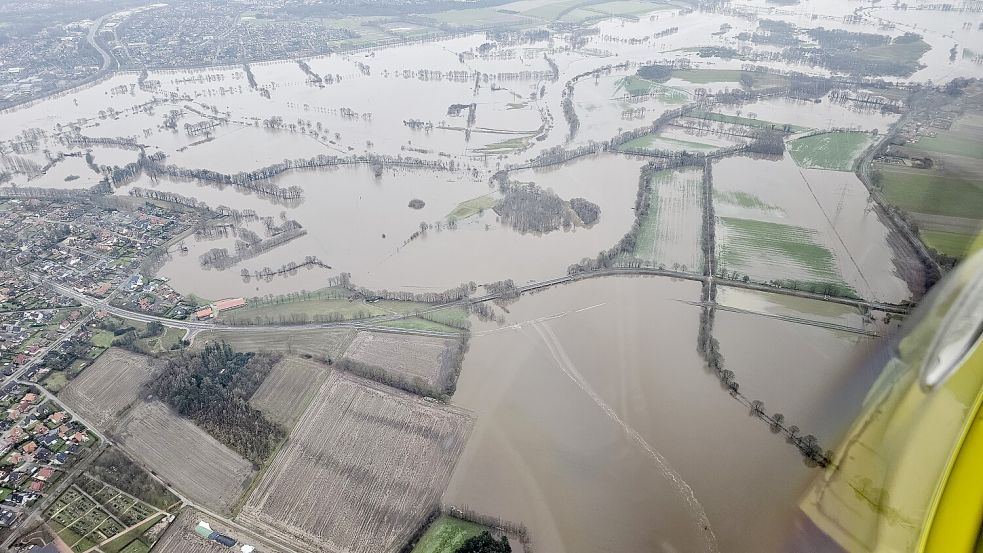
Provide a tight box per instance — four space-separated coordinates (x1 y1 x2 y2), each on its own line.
494 181 580 234
199 226 307 270
147 342 285 465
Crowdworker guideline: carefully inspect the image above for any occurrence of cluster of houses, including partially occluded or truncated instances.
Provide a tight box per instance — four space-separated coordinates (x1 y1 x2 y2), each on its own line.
114 275 195 319
0 385 94 528
1 199 195 310
0 277 85 378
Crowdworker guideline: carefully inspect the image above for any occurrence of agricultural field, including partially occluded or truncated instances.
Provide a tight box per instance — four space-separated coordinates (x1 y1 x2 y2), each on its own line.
633 167 704 271
410 516 494 553
58 348 159 432
788 131 875 171
919 229 980 258
193 328 355 359
877 109 983 259
249 357 331 430
238 373 474 553
876 163 983 251
343 331 463 392
43 475 167 553
114 401 255 515
717 217 853 296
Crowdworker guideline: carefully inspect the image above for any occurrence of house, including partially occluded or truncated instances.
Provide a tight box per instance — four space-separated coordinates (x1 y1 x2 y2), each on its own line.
22 442 36 454
0 508 16 527
22 393 37 404
29 480 44 492
48 412 65 424
194 307 213 320
35 467 53 481
71 432 88 443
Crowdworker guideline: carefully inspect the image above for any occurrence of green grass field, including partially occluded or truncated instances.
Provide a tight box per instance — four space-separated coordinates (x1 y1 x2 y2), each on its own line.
448 194 497 220
43 372 69 393
219 297 429 325
920 229 980 259
670 69 744 84
877 165 983 220
718 217 847 288
375 317 465 333
912 133 983 160
633 168 704 270
91 330 115 349
411 516 487 553
619 133 717 152
613 76 687 103
788 131 873 171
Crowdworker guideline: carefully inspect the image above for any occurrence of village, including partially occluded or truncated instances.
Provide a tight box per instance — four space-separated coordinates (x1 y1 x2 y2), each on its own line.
0 384 98 533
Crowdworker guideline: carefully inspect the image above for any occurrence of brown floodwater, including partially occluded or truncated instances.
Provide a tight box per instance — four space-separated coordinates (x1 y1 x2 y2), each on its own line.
446 276 880 553
150 153 644 298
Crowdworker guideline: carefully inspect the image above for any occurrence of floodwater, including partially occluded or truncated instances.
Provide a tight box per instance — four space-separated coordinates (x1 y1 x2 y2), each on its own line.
150 153 644 297
713 155 917 302
446 276 878 553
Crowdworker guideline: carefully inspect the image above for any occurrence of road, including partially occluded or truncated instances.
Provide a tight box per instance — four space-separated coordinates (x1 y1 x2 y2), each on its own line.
48 266 910 345
86 12 115 74
854 105 943 280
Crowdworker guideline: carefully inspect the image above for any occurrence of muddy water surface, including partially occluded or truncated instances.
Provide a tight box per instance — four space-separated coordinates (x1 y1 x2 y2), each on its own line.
446 276 877 553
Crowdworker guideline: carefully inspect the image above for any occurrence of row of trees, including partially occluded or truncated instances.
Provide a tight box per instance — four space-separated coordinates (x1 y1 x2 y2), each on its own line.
199 227 307 270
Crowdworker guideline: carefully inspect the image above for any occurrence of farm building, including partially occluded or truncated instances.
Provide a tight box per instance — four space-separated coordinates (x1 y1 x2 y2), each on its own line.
194 521 238 547
213 298 246 312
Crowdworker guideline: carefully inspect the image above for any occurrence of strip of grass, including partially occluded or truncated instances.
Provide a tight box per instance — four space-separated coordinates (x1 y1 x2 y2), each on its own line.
877 165 983 220
715 190 782 212
473 136 530 154
411 515 487 553
690 110 808 133
920 229 980 259
448 194 497 220
374 317 465 334
788 131 872 170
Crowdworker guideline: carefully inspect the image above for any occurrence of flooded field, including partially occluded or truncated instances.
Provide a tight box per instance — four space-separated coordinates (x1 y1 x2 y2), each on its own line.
148 153 643 297
445 276 879 553
713 155 918 302
4 0 976 552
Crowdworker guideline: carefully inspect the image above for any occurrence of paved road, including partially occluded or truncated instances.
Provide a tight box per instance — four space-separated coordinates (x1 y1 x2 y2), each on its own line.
49 266 910 343
86 12 116 73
